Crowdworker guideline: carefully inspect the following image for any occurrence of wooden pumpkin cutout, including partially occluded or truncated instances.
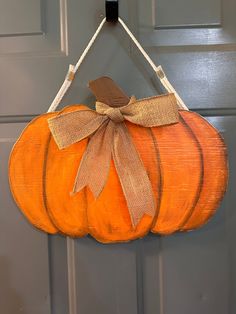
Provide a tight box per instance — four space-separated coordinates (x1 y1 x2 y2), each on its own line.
9 77 228 243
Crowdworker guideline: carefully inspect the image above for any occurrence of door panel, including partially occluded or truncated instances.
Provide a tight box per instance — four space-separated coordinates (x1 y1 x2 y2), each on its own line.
0 0 134 116
139 0 236 45
0 0 42 35
155 0 221 28
136 0 236 110
0 1 235 314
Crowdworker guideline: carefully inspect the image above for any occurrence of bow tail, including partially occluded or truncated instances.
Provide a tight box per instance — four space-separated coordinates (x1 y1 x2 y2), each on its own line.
73 120 114 198
112 123 156 228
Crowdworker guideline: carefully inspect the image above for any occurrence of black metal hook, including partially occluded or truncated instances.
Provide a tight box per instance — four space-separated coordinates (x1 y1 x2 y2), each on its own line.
106 0 119 23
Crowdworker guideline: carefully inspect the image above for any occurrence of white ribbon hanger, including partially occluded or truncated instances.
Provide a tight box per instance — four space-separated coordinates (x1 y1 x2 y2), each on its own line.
48 17 188 113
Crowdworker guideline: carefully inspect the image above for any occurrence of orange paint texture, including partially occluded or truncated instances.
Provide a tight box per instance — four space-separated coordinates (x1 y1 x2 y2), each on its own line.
9 103 228 243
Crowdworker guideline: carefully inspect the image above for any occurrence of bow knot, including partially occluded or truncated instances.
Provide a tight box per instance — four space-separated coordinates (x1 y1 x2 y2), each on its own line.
48 93 179 227
96 101 125 123
104 107 124 123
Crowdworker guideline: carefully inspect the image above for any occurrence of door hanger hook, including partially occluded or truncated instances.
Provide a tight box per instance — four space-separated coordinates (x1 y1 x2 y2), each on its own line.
105 0 119 23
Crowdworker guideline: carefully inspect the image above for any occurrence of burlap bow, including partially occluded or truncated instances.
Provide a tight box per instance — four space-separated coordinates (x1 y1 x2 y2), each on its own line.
48 93 179 227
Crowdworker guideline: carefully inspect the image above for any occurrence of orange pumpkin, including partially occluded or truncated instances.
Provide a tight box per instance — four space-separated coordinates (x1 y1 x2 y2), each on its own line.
9 95 228 243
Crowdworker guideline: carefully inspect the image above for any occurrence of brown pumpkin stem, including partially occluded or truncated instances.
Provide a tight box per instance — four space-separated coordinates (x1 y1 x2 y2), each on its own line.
88 76 130 107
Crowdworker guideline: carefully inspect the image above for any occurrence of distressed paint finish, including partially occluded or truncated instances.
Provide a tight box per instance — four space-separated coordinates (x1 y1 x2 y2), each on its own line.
9 106 227 243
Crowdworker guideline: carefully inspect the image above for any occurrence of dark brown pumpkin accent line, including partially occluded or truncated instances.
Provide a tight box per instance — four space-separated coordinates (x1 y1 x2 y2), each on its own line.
148 128 163 226
178 114 205 228
43 131 89 237
41 133 59 232
42 135 71 236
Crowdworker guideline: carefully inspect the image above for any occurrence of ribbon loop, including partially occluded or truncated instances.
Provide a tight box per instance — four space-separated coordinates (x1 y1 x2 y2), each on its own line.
48 93 180 227
48 110 107 149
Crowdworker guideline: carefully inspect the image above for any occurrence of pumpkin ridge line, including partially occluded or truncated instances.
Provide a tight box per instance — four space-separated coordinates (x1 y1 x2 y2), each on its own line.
8 145 55 233
180 112 229 231
42 133 59 233
42 134 79 236
148 128 163 230
178 114 205 229
44 107 90 237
